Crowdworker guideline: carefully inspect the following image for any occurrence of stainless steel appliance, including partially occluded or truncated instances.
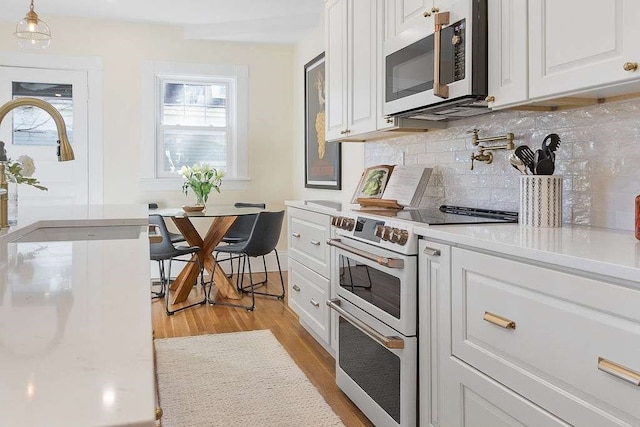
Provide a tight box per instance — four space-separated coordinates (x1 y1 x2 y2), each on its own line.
383 0 488 122
327 206 516 427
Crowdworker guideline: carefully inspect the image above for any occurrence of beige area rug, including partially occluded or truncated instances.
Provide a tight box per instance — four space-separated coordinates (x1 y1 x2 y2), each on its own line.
155 330 345 427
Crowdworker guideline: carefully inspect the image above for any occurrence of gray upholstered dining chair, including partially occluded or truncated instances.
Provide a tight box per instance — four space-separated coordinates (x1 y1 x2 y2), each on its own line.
217 202 266 282
149 214 206 315
207 210 285 311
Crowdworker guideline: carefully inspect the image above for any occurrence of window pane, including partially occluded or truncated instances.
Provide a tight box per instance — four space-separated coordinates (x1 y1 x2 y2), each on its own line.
161 82 227 126
159 129 227 176
11 82 73 146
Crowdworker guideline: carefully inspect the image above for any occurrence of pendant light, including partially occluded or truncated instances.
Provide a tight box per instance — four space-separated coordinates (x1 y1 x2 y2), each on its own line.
14 0 52 49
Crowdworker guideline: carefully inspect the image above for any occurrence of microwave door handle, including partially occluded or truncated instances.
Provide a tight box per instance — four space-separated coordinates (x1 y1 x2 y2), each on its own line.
327 238 404 269
433 11 450 99
326 298 405 349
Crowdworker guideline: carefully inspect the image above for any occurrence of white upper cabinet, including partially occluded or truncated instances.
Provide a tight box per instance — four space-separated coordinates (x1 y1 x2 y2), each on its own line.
529 0 640 99
325 0 377 142
325 0 348 141
486 0 529 108
388 0 431 38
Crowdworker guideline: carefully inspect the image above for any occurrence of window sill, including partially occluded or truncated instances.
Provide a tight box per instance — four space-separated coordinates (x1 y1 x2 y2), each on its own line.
139 177 250 192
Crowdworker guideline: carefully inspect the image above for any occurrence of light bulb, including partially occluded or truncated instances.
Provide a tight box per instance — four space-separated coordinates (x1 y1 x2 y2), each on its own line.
28 22 36 32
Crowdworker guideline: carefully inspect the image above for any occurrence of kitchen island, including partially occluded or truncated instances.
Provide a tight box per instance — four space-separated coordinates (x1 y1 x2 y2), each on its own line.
0 205 155 427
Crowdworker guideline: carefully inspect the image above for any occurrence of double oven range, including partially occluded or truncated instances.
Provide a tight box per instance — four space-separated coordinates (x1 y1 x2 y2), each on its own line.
327 206 517 427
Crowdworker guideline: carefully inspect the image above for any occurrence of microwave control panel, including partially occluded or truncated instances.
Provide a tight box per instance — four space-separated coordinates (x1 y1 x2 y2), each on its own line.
441 19 466 83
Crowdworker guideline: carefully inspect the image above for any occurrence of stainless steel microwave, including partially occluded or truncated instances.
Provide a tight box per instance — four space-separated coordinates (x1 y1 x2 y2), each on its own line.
383 0 488 122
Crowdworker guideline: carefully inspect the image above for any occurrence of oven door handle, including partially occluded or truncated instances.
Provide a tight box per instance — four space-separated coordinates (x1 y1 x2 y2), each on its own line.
326 298 405 350
327 238 404 269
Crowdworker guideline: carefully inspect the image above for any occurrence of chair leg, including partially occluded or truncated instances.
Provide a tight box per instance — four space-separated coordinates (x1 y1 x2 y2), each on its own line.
238 249 285 300
164 256 207 316
207 255 255 311
151 260 166 299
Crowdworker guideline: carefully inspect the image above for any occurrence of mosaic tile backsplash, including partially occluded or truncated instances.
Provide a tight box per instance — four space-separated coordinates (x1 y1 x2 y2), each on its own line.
365 97 640 231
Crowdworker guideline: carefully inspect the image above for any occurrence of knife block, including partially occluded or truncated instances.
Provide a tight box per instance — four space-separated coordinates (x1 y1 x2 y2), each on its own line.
519 175 563 227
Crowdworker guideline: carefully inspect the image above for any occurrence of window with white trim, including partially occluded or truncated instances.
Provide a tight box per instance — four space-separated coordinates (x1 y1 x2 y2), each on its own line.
141 62 249 190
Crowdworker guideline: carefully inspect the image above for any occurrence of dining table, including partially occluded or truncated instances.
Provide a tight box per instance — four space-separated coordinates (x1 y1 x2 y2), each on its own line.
152 205 264 305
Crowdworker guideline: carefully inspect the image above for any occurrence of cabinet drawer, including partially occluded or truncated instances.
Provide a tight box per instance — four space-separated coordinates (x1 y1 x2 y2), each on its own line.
288 208 331 277
442 358 569 427
289 258 331 344
451 247 640 426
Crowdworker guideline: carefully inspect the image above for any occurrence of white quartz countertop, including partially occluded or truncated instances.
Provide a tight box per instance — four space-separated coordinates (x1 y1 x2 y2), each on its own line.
415 223 640 283
0 204 155 427
285 199 344 216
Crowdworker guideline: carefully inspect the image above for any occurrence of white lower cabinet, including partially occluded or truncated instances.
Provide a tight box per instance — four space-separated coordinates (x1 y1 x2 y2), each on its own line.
289 258 331 344
419 238 640 426
287 205 334 352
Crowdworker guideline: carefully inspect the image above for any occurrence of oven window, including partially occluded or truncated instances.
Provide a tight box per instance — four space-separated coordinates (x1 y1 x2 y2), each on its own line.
338 255 401 319
339 318 401 423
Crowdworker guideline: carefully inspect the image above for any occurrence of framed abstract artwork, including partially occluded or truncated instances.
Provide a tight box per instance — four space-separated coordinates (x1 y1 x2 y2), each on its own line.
304 52 341 189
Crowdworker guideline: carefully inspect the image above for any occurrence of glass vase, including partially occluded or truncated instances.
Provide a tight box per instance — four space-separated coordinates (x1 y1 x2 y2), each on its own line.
7 181 18 225
195 193 207 209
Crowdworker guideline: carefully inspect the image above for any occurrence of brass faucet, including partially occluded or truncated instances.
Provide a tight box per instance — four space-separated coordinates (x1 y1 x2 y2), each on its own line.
0 97 75 228
468 129 515 170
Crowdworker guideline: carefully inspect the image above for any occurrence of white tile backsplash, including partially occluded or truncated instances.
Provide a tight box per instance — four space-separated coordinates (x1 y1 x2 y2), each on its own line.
364 97 640 231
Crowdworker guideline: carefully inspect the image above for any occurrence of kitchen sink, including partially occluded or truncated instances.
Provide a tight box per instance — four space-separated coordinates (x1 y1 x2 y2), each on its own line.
12 225 143 243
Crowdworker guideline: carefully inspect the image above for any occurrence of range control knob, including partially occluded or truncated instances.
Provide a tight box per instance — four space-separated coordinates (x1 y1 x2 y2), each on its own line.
345 218 355 231
375 225 384 238
397 230 409 246
331 216 339 226
381 226 393 241
389 228 400 243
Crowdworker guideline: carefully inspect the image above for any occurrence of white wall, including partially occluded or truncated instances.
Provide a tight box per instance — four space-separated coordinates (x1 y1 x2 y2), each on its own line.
291 11 365 205
0 17 294 214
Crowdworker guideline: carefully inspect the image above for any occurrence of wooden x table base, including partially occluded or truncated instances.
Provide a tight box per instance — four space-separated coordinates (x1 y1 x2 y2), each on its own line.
168 215 243 304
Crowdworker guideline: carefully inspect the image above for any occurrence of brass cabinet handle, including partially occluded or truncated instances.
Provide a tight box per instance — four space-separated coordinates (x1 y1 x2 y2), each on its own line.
310 239 321 246
623 62 638 72
485 95 496 103
598 357 640 386
385 116 393 123
292 284 301 292
310 299 320 307
433 11 451 98
423 246 441 257
291 232 300 238
483 311 516 329
340 129 348 134
156 407 163 420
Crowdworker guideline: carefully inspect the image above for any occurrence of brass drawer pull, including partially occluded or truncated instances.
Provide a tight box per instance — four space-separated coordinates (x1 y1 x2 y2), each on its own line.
291 232 301 238
423 246 441 256
310 240 321 246
156 407 163 420
483 311 516 329
598 357 640 386
623 62 638 72
292 284 301 292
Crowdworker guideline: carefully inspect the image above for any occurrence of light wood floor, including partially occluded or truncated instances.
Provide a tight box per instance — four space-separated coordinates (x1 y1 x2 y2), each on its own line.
151 270 374 427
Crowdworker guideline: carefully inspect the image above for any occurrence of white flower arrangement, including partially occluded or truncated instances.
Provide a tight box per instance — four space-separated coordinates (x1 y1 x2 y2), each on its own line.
7 155 47 191
179 163 224 204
